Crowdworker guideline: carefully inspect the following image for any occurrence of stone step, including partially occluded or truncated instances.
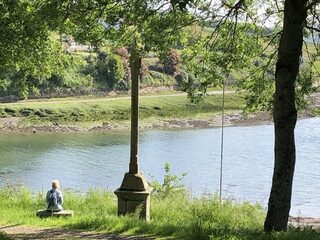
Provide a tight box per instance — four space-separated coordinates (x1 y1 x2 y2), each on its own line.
36 210 74 218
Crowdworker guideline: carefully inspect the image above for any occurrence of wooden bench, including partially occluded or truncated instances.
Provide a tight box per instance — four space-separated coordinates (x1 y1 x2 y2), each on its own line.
36 210 74 218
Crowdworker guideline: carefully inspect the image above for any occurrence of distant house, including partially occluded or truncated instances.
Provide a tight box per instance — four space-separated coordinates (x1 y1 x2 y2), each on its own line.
62 36 90 52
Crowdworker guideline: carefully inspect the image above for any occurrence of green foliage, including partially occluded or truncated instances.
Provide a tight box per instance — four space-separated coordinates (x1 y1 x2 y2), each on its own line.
0 232 11 240
160 49 181 75
0 0 73 99
57 54 94 92
0 1 198 99
175 69 189 88
0 0 49 72
115 47 131 83
149 162 187 199
182 22 263 104
296 58 319 111
238 44 320 113
237 55 276 113
96 50 127 90
0 34 94 99
141 71 176 87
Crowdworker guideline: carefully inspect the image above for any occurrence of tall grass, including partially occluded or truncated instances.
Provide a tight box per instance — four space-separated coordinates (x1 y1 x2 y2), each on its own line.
0 187 319 239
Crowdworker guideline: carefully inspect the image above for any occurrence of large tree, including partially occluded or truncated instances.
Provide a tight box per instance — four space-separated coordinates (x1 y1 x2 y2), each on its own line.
185 0 320 232
264 0 319 232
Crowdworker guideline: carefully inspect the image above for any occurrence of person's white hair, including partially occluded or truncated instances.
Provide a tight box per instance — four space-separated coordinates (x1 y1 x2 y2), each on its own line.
52 180 60 189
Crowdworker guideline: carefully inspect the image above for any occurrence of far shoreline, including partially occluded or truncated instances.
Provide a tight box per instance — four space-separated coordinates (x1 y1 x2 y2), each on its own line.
0 92 320 133
0 110 317 134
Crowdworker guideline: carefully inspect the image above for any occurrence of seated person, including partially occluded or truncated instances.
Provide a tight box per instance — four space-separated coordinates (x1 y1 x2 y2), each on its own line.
46 180 63 212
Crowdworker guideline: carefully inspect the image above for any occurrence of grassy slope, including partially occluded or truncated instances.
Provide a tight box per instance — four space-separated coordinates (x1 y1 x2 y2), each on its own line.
0 188 319 240
0 92 244 128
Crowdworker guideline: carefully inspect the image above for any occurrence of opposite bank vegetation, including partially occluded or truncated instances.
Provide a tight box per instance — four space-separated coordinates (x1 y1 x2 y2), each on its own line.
0 92 246 132
1 91 320 132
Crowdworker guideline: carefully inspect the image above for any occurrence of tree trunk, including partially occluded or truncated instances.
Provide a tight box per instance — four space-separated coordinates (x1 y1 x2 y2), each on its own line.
264 0 307 232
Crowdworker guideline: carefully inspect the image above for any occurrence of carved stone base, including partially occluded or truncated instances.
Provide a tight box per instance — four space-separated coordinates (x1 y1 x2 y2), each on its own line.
120 172 149 191
114 187 152 221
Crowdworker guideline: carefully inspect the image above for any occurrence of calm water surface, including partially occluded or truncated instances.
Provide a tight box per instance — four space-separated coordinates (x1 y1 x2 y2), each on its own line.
0 118 320 217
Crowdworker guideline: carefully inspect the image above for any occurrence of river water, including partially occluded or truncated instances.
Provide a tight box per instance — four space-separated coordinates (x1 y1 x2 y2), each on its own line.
0 118 320 217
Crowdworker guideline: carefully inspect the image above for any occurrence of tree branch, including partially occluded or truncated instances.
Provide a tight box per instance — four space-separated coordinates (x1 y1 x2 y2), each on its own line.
305 25 320 32
306 0 320 10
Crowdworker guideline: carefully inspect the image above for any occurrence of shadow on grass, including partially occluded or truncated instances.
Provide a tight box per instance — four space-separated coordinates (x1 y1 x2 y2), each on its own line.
0 232 12 240
188 226 320 240
62 218 320 240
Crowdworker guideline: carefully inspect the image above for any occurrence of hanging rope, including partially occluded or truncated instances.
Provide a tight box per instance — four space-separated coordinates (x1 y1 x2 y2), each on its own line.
219 78 226 201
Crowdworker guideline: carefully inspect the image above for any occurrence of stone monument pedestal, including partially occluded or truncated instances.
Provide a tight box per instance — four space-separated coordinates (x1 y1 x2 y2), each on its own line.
115 172 152 221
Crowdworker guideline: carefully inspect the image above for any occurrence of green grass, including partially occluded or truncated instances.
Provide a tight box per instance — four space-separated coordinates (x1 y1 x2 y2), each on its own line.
0 232 11 240
313 108 320 116
0 187 319 240
0 92 244 128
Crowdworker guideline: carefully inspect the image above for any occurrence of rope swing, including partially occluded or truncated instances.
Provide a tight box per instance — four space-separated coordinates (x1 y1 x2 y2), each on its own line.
219 78 226 201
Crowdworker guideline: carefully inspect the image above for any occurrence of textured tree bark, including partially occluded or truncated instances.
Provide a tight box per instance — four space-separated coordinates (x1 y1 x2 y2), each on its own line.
264 0 307 232
129 48 142 174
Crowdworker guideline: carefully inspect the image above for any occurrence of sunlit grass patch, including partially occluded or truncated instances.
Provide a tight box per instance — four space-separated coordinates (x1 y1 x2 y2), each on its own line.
0 161 318 240
0 186 319 239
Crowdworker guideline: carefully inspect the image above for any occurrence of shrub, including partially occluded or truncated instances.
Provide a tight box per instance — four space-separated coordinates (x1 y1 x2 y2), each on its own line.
19 108 34 117
175 70 189 88
97 51 126 90
4 107 16 114
115 47 131 85
141 71 175 87
149 162 187 199
140 60 149 77
115 47 129 59
0 79 10 97
161 49 181 76
0 232 11 240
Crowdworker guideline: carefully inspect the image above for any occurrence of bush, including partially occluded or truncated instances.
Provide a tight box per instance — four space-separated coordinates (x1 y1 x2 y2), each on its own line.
141 71 175 87
0 79 10 97
19 108 34 117
175 70 189 88
0 232 11 240
161 49 181 76
4 107 16 114
140 60 149 77
114 47 129 59
115 47 131 85
0 109 7 118
149 162 187 199
97 51 126 90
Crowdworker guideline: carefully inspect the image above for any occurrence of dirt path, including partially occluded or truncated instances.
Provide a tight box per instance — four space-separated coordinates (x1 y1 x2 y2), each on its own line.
0 224 155 240
2 217 320 239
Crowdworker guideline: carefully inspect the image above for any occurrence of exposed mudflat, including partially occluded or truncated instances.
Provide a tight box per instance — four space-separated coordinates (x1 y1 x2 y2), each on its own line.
0 112 268 133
